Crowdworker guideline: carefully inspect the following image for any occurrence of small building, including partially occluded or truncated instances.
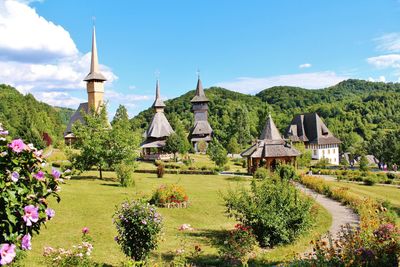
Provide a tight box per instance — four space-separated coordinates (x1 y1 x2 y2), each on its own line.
189 77 213 153
241 115 300 174
64 26 107 144
286 113 341 165
141 80 174 160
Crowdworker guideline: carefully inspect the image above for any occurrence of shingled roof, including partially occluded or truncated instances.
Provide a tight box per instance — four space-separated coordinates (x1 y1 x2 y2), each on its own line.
241 115 300 159
191 78 209 103
84 26 107 82
286 113 341 145
152 80 165 108
191 120 213 136
145 112 174 139
64 102 88 136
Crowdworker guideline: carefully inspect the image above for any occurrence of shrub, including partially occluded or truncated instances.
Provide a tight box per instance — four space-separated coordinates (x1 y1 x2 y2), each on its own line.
0 126 66 265
218 224 257 266
276 164 298 181
157 164 165 178
113 199 162 261
115 163 135 187
223 180 314 247
223 165 230 171
359 154 369 172
386 172 398 180
43 228 94 267
253 167 269 180
314 158 329 169
149 184 189 207
363 175 377 186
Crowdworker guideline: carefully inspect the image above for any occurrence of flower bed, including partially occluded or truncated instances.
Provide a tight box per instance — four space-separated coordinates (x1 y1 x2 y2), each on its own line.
149 184 189 208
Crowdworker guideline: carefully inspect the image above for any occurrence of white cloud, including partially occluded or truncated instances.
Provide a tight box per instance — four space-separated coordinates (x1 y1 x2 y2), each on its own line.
367 54 400 69
128 85 136 90
35 91 85 108
375 33 400 52
0 0 77 62
299 63 312 69
0 0 117 107
105 90 151 107
215 71 348 94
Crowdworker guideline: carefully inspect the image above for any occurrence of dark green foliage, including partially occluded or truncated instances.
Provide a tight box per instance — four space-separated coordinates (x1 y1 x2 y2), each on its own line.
253 167 269 180
293 143 311 168
113 199 162 261
314 158 330 169
0 84 72 147
223 179 314 247
130 79 400 164
227 137 241 154
276 164 298 181
207 139 228 167
69 106 140 179
359 154 369 172
112 105 129 126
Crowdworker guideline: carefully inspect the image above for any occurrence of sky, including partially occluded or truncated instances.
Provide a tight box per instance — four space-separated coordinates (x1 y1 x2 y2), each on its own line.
1 0 400 118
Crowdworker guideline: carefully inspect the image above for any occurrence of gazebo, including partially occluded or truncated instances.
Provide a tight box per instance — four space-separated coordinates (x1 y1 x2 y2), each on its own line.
241 115 300 174
141 80 174 160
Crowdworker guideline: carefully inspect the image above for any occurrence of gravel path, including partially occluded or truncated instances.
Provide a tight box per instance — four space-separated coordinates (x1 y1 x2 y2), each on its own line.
295 182 359 237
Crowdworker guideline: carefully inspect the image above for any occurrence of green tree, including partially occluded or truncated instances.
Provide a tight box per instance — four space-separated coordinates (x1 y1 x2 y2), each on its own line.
231 105 251 146
293 143 311 168
359 154 369 172
227 136 241 154
112 104 129 126
70 106 139 179
207 139 228 167
165 133 184 160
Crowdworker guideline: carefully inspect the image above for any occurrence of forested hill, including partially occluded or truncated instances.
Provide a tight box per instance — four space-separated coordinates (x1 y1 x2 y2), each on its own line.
0 84 74 147
130 79 400 153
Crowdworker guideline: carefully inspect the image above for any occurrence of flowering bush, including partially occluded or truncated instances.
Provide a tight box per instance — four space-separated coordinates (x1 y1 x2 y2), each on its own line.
43 228 94 267
223 179 313 247
113 199 163 261
218 224 257 266
149 184 189 207
0 124 66 265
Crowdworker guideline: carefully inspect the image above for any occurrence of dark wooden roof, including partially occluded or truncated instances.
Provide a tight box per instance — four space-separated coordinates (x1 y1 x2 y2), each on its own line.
152 80 166 108
64 102 88 136
191 78 209 103
241 115 300 158
286 113 341 145
83 26 107 82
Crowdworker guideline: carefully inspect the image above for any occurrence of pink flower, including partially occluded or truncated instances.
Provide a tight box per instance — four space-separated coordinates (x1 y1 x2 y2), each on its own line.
9 139 25 153
82 227 89 234
0 244 16 265
51 168 61 180
178 224 194 231
23 205 39 226
45 208 55 220
10 172 19 182
0 130 8 136
34 171 45 181
21 234 31 250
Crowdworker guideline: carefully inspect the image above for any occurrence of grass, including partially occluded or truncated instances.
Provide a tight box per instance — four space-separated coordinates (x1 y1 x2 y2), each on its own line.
22 172 331 266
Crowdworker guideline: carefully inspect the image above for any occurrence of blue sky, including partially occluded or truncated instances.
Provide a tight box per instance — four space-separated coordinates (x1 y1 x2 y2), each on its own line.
1 0 400 118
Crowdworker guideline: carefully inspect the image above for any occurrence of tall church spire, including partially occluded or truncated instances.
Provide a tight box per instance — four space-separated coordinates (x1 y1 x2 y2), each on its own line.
153 79 166 109
84 26 107 82
191 77 209 103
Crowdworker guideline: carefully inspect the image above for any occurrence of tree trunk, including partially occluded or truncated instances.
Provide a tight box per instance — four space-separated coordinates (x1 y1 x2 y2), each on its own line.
99 165 103 180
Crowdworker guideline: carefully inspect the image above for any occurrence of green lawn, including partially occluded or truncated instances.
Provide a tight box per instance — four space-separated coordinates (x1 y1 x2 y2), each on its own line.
23 172 331 266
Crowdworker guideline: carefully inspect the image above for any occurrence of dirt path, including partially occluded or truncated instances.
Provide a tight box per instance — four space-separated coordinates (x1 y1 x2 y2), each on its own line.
295 182 359 238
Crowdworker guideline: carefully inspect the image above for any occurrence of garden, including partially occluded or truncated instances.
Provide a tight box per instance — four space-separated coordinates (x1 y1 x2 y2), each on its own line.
1 125 399 266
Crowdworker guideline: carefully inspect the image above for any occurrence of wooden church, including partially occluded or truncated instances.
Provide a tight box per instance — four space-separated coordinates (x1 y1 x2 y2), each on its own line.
241 115 300 173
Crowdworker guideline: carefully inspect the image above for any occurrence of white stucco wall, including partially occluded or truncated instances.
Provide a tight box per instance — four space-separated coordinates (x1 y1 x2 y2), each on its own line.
308 144 339 165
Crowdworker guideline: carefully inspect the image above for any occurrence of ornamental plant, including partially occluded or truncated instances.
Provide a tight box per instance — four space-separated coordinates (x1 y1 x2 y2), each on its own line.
43 228 94 267
223 179 314 247
0 124 66 265
218 224 257 266
113 199 163 261
149 184 189 207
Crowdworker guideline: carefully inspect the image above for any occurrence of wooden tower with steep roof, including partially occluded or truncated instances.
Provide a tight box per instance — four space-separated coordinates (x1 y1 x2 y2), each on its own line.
189 76 213 152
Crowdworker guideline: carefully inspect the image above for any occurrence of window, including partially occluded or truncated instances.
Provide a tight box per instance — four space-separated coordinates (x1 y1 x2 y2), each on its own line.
313 150 317 155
